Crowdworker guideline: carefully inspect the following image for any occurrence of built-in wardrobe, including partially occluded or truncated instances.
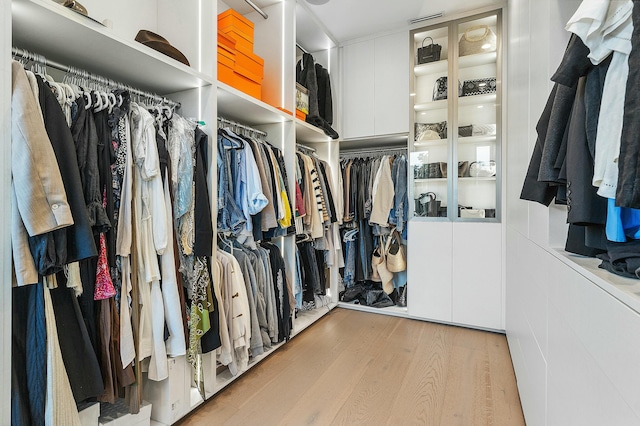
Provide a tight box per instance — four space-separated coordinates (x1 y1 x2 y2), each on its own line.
2 0 341 424
337 5 505 332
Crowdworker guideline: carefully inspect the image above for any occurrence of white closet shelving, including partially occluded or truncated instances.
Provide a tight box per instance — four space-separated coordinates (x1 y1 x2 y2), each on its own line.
3 0 341 424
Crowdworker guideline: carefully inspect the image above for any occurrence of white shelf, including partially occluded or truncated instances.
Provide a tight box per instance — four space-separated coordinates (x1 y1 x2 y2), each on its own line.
414 93 497 112
295 118 332 143
337 302 408 318
292 303 336 336
458 92 497 107
12 0 213 94
458 51 497 69
414 99 448 112
459 135 497 144
217 81 292 126
415 177 496 182
414 59 448 76
413 135 496 147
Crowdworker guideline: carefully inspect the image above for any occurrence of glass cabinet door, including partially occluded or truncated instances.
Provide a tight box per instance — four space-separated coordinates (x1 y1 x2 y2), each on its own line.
410 10 501 221
454 12 500 220
411 24 450 219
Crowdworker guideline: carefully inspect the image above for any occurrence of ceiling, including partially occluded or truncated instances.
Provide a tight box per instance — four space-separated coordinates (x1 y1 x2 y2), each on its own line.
301 0 504 43
228 0 503 47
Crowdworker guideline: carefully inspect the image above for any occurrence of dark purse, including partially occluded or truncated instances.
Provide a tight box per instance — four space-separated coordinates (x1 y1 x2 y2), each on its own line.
461 78 497 97
417 36 442 64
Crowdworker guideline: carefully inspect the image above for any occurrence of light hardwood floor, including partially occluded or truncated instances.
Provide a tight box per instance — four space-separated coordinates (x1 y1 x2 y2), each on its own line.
178 308 525 426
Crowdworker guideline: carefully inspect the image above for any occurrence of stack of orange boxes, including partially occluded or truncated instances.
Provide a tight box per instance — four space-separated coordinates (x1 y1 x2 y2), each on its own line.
217 9 265 100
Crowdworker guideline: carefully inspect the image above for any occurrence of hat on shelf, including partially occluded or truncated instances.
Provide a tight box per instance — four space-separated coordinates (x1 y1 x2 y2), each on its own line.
135 30 190 66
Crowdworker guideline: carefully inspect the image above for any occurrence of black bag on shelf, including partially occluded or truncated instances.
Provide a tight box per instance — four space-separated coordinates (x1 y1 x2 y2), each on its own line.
417 36 442 64
461 77 497 97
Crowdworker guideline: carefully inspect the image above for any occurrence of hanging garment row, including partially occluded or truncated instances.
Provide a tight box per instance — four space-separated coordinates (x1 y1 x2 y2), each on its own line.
520 1 640 279
10 50 218 425
339 150 408 308
216 122 342 315
294 146 343 311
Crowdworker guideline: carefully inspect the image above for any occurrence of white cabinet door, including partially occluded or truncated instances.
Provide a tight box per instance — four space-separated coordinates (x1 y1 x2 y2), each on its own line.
342 40 375 139
374 31 409 136
407 220 453 322
452 223 502 329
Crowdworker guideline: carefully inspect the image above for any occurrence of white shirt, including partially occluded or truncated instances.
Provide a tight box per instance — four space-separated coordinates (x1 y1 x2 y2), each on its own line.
567 0 633 198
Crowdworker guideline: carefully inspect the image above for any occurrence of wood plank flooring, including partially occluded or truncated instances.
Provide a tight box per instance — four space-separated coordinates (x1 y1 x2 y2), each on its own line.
177 308 524 426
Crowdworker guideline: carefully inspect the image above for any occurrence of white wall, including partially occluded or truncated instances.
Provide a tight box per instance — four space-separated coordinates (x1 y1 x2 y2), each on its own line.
506 0 640 424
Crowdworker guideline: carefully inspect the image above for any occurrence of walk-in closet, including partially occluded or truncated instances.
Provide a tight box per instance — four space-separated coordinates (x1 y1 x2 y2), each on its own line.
3 0 640 424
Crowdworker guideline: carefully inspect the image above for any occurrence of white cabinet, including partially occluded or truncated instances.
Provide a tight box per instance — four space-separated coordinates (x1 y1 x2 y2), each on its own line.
342 31 409 140
342 40 375 138
408 221 502 330
407 221 453 322
407 8 504 331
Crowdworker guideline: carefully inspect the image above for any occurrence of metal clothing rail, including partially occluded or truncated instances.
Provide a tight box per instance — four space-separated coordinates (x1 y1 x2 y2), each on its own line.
296 43 309 54
244 0 268 19
340 147 408 159
296 143 316 154
217 116 267 137
11 46 181 109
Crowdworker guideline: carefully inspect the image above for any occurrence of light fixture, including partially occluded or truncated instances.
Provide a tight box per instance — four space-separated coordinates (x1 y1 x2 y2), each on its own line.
306 0 330 5
409 12 444 25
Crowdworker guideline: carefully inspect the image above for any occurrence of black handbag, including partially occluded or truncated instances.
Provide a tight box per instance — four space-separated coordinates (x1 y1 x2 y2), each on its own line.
461 77 497 97
417 36 442 64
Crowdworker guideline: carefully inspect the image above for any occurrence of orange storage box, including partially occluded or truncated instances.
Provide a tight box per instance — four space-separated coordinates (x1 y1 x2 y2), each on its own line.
219 29 253 52
218 9 254 51
232 71 261 99
217 31 236 51
296 109 307 121
234 48 264 80
217 45 235 85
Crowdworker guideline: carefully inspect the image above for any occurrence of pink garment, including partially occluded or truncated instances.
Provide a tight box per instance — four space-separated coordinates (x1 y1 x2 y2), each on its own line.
95 191 115 300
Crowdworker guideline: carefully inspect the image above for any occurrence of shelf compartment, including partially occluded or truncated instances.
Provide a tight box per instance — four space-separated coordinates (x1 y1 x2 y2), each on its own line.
414 59 449 77
415 177 496 183
12 0 213 94
413 135 496 147
458 93 497 107
295 118 332 143
217 81 291 126
414 99 447 112
458 51 497 69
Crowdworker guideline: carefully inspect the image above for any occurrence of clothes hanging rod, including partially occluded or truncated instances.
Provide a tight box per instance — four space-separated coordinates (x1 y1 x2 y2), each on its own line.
244 0 268 19
340 147 408 158
296 43 309 54
218 116 267 137
11 46 181 109
296 143 316 153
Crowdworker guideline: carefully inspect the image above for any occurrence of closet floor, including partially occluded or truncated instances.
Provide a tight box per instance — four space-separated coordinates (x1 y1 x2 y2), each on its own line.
177 308 524 425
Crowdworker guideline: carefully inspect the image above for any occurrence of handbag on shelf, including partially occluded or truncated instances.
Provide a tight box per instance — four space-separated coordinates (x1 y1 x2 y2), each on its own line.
460 209 486 219
459 25 497 56
458 161 469 177
385 228 407 273
461 77 497 97
469 160 497 177
458 125 473 137
417 36 442 64
428 162 444 179
415 121 447 141
472 123 496 136
432 77 462 101
416 192 440 217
